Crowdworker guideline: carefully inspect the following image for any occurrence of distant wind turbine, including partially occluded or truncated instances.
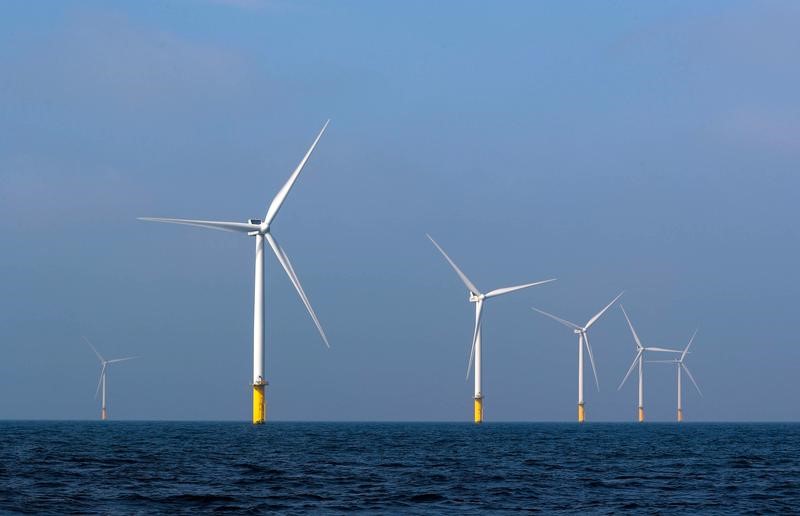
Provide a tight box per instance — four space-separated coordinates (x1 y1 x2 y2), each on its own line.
647 329 702 422
84 337 137 421
617 306 681 422
427 234 555 423
531 291 624 423
139 121 331 424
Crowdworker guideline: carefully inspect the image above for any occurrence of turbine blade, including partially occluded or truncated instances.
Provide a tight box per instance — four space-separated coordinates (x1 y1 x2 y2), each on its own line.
584 291 624 330
645 347 682 353
681 329 698 362
95 363 106 399
265 233 329 347
426 234 481 295
263 120 330 226
682 363 702 396
485 278 556 298
530 307 581 330
620 305 644 350
618 350 642 390
138 217 255 233
107 356 138 364
83 336 104 363
584 332 600 391
466 301 484 381
645 360 677 363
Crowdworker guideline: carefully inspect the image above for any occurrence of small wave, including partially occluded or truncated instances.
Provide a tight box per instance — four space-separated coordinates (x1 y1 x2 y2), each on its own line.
161 493 238 504
409 492 446 502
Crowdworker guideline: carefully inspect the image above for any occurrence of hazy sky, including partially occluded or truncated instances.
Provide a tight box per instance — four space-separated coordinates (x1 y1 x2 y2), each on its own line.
1 1 798 421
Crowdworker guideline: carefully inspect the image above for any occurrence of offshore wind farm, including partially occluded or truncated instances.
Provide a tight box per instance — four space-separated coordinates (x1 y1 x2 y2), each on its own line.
2 1 800 513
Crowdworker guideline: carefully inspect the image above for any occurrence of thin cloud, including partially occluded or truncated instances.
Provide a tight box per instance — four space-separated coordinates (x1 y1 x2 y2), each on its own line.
4 10 252 109
717 108 800 155
204 0 270 9
191 0 302 12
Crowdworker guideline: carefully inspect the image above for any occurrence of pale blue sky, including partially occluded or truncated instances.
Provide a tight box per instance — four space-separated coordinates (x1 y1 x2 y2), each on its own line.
1 1 798 421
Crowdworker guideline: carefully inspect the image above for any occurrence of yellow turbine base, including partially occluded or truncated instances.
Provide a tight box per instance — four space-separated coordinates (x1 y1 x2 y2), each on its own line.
474 397 483 424
253 385 266 425
638 406 644 422
578 403 585 423
101 408 107 421
677 409 683 422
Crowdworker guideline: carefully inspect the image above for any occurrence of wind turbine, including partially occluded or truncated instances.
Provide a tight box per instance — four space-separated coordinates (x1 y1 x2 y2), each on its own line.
617 305 681 422
139 121 331 424
84 337 137 421
427 234 555 423
531 291 624 423
647 329 702 422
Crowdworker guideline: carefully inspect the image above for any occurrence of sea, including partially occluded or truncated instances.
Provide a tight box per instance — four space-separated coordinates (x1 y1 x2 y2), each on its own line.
0 422 798 514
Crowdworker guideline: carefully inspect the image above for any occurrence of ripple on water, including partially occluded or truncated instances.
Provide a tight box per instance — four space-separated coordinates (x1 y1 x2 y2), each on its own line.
0 422 798 513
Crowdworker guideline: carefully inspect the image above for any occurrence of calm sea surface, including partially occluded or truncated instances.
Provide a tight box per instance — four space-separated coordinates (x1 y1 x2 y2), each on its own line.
0 422 798 514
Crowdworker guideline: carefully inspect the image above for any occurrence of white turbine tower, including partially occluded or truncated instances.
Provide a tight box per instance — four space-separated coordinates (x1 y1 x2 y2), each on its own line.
647 329 702 422
85 337 137 421
427 234 555 423
139 121 331 424
617 305 681 422
531 291 624 423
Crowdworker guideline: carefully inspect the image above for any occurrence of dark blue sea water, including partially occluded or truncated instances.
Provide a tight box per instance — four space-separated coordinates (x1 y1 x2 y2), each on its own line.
1 422 798 514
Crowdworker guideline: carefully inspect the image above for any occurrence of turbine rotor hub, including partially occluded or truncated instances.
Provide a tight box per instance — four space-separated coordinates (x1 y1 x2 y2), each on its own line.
247 219 269 236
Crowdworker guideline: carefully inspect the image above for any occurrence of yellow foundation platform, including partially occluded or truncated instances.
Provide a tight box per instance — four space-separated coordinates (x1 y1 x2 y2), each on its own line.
677 408 683 422
578 403 585 423
638 406 644 422
253 384 266 424
101 408 107 421
474 397 483 424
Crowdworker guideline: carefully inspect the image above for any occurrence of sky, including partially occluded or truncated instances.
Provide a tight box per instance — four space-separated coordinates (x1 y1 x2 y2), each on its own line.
1 0 799 422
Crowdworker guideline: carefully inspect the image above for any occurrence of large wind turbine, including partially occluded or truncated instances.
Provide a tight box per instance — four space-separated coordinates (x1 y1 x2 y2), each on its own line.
139 121 331 424
617 305 681 422
427 234 555 423
85 337 137 421
647 330 702 422
531 291 624 423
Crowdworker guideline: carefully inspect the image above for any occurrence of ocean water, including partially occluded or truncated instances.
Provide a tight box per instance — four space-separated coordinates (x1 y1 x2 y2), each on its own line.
1 422 798 514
